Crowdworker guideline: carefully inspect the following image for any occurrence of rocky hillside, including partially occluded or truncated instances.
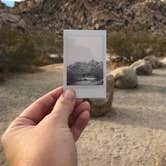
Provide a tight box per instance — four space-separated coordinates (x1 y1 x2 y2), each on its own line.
0 0 166 34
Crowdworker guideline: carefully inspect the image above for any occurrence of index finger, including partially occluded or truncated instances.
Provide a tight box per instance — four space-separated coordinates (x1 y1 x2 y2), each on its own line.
19 87 63 124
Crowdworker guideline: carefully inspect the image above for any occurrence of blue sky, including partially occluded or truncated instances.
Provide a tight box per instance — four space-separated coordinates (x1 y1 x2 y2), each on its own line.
1 0 24 7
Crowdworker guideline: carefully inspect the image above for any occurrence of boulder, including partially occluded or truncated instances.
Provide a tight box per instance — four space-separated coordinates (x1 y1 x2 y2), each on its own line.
0 13 20 23
110 55 130 63
48 54 63 63
0 13 26 30
17 19 26 30
111 66 138 89
106 53 111 63
144 55 161 69
160 57 166 68
111 55 123 63
87 74 114 117
130 59 152 75
0 0 165 35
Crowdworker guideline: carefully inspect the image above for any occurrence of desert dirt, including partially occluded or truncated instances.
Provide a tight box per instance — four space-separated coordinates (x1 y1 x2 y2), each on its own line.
0 64 166 166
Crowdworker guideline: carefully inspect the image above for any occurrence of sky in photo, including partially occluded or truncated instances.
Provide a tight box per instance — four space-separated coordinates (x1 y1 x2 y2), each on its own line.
66 36 104 65
1 0 24 7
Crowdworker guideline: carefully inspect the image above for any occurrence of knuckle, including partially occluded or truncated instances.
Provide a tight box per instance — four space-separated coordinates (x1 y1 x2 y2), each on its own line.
59 98 73 108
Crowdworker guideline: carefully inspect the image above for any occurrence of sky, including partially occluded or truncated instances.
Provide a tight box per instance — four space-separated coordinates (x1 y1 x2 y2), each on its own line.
66 36 104 65
1 0 25 7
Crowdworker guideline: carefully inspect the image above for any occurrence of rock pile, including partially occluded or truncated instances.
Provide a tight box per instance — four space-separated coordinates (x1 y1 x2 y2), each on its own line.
12 0 43 13
0 1 9 12
86 56 165 117
0 13 26 30
127 0 166 35
0 0 165 34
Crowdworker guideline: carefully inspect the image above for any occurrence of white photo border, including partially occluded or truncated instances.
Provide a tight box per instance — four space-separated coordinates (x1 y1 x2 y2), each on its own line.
63 30 106 99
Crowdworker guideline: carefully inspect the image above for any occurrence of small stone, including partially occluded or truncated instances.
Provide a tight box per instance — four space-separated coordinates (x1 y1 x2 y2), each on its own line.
95 23 99 29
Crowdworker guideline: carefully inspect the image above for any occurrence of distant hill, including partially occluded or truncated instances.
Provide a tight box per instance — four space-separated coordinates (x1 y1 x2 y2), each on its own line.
0 0 166 35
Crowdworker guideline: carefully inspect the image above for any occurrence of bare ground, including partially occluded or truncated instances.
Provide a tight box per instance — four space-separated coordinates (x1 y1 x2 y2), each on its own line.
0 64 166 166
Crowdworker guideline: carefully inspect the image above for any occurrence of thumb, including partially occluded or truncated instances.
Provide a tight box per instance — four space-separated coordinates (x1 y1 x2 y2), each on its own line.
49 89 76 126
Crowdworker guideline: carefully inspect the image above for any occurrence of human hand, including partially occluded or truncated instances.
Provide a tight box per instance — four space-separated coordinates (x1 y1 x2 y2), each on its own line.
1 87 90 166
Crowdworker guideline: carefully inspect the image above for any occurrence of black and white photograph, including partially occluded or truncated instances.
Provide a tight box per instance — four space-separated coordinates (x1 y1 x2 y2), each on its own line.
67 59 103 86
64 30 106 98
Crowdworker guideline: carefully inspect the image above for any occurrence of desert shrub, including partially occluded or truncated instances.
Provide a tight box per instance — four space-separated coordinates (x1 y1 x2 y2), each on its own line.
0 26 36 73
30 31 63 65
152 36 166 56
0 27 63 80
107 29 166 63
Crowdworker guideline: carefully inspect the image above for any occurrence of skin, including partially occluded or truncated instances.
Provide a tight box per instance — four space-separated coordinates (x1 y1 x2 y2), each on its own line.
1 87 91 166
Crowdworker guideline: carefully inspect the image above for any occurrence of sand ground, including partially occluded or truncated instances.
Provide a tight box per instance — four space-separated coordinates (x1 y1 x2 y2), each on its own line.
0 64 166 166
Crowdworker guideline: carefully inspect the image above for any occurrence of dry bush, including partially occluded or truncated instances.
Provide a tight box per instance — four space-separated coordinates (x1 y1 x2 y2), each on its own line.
0 27 63 81
107 29 166 63
152 36 166 56
31 32 63 60
30 31 63 65
0 26 36 74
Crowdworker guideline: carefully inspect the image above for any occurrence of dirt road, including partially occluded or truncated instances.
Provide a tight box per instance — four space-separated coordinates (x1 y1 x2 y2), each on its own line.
0 64 166 166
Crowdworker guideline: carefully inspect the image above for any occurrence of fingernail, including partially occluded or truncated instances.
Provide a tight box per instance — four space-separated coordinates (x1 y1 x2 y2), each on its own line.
63 89 76 101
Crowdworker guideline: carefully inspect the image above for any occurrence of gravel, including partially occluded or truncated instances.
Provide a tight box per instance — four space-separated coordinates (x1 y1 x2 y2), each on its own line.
0 64 166 166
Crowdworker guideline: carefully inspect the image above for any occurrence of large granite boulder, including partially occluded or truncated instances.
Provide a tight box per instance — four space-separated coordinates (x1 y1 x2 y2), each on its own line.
0 13 26 30
111 66 138 89
130 59 153 75
144 55 161 69
87 74 114 117
160 57 166 68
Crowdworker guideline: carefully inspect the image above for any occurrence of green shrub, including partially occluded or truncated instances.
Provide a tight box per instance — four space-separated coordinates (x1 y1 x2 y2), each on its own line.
152 36 166 56
0 26 36 73
107 29 166 63
31 32 63 58
29 32 63 65
0 27 63 79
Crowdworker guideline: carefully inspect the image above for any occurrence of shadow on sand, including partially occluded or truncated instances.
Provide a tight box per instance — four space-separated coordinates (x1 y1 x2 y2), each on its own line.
95 69 166 131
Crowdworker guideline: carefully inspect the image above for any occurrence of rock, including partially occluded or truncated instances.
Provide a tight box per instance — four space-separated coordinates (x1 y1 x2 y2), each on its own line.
110 55 123 63
110 55 130 63
111 66 138 89
48 54 59 59
87 74 114 117
106 53 111 63
48 54 63 62
0 13 20 23
0 13 26 30
145 48 153 55
2 0 164 35
144 55 162 69
17 19 26 29
160 57 166 68
95 23 99 29
130 59 153 75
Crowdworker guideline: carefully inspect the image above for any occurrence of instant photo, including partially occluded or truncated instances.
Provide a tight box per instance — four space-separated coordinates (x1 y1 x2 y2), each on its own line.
64 30 106 98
